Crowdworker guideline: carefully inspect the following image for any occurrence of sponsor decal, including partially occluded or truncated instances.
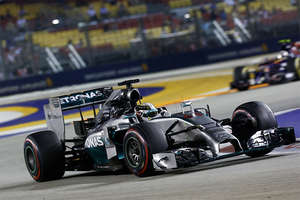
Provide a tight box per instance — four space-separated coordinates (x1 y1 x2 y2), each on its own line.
117 66 143 75
0 80 49 95
84 66 143 81
0 86 19 94
85 135 104 148
60 90 103 105
207 46 265 61
85 70 116 81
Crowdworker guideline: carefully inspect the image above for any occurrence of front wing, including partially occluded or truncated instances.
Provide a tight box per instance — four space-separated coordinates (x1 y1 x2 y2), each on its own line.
152 127 296 171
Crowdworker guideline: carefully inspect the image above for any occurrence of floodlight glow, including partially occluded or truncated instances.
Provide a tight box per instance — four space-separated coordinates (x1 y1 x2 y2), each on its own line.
52 19 60 25
184 13 191 19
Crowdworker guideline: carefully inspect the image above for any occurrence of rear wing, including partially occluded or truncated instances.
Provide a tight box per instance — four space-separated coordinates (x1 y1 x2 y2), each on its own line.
43 87 113 143
58 87 113 111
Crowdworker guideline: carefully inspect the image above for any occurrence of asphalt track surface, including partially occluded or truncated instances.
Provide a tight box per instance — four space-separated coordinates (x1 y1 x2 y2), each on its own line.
1 75 300 199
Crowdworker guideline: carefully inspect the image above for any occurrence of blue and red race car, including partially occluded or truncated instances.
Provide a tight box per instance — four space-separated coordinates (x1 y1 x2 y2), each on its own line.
231 40 300 91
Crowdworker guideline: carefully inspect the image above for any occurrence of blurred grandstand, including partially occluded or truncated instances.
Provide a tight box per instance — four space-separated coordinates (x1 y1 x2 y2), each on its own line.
0 0 299 80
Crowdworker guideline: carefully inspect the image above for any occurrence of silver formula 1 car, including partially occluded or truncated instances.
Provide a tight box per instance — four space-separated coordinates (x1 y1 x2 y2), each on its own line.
24 79 296 182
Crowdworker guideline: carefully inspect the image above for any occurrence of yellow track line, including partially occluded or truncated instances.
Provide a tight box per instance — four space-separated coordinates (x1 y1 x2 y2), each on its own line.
155 83 269 107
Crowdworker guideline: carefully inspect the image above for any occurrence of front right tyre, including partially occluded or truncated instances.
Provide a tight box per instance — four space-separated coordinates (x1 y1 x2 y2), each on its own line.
231 101 277 157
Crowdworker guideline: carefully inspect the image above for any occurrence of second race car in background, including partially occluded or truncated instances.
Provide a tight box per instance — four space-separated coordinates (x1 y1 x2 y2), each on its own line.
231 40 300 91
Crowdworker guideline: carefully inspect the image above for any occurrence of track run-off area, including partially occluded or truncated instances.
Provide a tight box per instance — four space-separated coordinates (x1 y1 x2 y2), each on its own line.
0 53 300 200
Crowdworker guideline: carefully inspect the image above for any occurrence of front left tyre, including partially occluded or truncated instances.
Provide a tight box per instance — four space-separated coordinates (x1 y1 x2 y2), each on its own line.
24 131 65 182
231 66 250 91
123 127 154 177
123 123 169 177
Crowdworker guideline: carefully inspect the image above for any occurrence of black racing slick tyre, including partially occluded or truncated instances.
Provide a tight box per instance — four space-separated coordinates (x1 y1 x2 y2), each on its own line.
231 101 277 157
232 66 249 91
24 131 65 182
123 124 168 177
285 57 300 80
291 57 300 79
123 128 154 176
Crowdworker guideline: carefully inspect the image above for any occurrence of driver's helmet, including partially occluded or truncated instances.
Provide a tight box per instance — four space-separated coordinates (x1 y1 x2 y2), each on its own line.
135 103 158 119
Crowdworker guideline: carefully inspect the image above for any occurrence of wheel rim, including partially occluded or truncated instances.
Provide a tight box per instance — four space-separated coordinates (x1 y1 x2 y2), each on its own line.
125 137 143 168
25 146 37 174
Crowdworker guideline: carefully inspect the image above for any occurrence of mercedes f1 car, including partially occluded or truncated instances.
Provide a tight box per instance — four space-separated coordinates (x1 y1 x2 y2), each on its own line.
24 79 296 182
231 40 300 91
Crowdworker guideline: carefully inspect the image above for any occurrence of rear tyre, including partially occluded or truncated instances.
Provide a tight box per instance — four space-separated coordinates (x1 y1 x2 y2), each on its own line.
232 66 249 91
231 101 277 157
24 131 65 182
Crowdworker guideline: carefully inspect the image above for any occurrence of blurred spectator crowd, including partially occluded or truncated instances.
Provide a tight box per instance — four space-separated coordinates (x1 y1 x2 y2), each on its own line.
0 0 299 80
